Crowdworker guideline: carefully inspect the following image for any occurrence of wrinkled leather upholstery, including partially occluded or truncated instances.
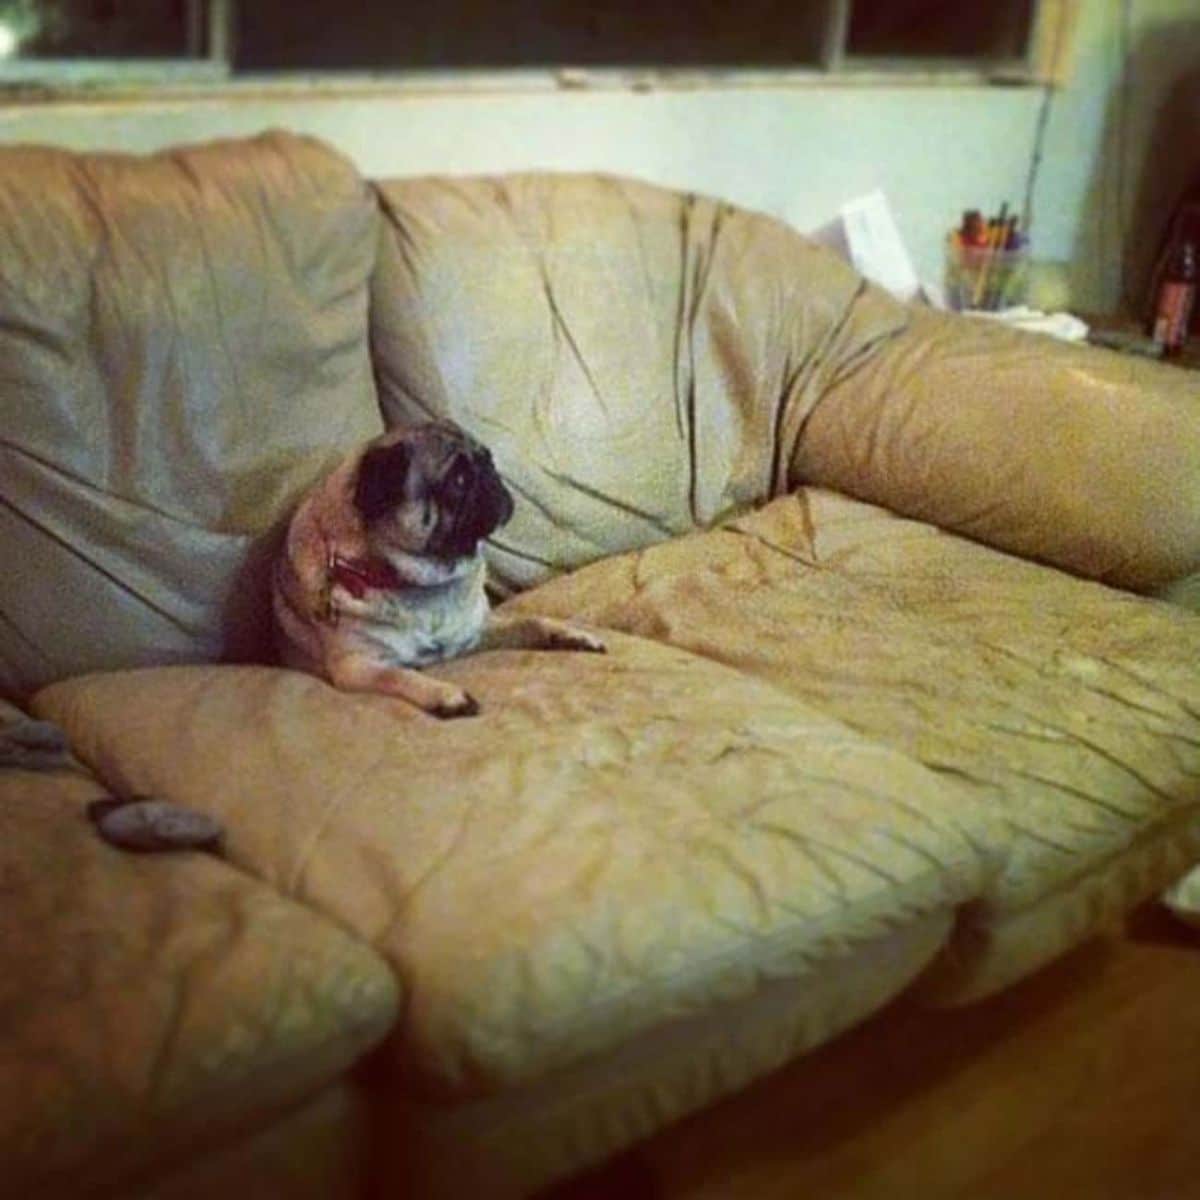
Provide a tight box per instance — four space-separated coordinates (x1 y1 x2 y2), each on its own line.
0 132 383 699
794 305 1200 591
0 729 398 1198
3 135 1200 1197
502 488 1200 1000
36 647 992 1098
370 174 1200 598
370 173 909 594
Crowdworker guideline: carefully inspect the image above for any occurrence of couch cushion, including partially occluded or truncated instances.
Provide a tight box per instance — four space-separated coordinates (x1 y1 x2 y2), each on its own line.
400 910 952 1200
792 306 1200 592
0 132 384 700
369 172 908 594
502 491 1200 1001
34 638 994 1100
0 746 398 1198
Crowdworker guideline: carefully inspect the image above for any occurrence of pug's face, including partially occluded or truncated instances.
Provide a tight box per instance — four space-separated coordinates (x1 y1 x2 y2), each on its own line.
352 422 515 560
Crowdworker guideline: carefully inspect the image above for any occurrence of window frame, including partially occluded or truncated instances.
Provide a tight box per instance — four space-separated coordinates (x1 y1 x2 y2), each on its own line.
0 0 1075 99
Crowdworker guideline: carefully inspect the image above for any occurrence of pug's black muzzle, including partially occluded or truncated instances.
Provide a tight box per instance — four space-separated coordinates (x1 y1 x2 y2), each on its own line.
432 452 515 559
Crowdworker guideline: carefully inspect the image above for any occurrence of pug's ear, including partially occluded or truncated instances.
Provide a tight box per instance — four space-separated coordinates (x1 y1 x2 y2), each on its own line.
353 441 411 523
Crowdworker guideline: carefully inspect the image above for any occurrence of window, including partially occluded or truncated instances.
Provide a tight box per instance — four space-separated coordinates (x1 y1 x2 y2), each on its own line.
844 0 1035 67
4 0 194 58
0 0 1072 89
236 1 839 71
0 0 228 79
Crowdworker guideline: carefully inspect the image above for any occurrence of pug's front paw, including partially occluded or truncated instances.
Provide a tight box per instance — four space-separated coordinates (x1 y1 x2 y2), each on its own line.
546 626 606 654
429 687 480 719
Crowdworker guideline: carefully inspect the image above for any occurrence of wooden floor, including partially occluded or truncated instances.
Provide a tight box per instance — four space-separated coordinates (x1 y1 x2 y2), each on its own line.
546 905 1200 1200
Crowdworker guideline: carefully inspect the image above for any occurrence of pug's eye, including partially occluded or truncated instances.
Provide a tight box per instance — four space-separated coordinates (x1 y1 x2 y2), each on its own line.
444 458 471 498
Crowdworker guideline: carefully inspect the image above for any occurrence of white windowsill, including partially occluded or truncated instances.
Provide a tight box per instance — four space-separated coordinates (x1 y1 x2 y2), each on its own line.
0 60 1045 107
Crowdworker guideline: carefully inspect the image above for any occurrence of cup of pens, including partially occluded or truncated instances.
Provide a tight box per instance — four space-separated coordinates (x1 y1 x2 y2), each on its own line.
945 205 1029 312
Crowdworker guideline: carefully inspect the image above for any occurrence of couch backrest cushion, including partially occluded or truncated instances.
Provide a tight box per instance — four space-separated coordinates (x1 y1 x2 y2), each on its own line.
369 173 907 594
0 131 384 700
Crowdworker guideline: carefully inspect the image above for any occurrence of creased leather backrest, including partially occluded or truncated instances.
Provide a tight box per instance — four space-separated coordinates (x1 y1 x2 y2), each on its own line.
0 131 384 699
369 173 908 594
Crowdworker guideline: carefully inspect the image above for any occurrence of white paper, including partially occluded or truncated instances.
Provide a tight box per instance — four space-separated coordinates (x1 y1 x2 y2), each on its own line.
835 189 923 303
965 306 1090 342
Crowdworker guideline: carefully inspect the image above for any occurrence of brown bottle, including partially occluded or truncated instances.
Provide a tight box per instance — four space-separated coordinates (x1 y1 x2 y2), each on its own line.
1150 220 1198 356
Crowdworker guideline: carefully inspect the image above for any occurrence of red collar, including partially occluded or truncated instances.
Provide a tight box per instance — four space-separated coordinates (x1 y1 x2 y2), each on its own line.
328 554 404 598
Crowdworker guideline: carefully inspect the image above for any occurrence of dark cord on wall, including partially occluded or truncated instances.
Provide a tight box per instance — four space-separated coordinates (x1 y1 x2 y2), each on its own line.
1115 0 1135 311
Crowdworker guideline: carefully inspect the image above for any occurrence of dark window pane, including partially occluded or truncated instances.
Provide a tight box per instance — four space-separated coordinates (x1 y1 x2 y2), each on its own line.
4 0 194 59
236 0 831 70
847 0 1032 60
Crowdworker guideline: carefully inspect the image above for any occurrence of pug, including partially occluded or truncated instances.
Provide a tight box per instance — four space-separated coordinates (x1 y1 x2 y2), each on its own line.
272 422 605 718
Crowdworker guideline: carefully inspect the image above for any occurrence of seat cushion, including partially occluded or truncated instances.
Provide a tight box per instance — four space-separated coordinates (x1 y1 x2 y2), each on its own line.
0 745 398 1198
398 911 951 1200
502 490 1200 1002
34 635 993 1100
0 132 383 700
369 172 908 594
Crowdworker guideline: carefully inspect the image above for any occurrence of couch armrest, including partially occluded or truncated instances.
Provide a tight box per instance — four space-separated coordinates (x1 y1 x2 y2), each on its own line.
0 742 399 1198
790 305 1200 592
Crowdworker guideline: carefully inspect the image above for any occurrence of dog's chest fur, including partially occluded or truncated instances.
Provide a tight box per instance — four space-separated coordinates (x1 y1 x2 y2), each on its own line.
353 560 490 666
272 493 494 672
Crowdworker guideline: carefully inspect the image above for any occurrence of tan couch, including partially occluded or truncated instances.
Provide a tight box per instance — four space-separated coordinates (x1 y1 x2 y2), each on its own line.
1 131 1198 1199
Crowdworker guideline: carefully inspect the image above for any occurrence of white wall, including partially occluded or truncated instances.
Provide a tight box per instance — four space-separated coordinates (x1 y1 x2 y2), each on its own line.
1 2 1196 312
